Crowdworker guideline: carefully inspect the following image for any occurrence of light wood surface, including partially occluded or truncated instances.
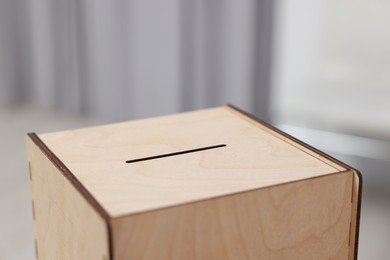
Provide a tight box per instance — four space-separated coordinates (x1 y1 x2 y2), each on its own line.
26 136 110 260
111 171 353 260
38 106 339 217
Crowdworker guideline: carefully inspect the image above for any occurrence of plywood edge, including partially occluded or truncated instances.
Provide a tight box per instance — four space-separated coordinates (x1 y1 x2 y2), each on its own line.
27 133 110 220
224 104 347 171
25 140 38 259
26 133 114 260
349 169 362 260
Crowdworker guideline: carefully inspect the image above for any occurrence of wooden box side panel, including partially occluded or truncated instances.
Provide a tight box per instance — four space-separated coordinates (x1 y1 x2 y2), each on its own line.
111 171 354 260
26 137 110 260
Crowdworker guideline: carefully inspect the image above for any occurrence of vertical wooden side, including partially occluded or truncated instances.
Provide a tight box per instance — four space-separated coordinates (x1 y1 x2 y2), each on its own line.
349 170 362 260
26 136 110 260
111 171 353 260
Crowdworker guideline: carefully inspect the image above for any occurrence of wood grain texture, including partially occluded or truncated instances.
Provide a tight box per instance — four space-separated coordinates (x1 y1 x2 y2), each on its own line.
38 106 339 217
111 171 354 260
26 136 110 260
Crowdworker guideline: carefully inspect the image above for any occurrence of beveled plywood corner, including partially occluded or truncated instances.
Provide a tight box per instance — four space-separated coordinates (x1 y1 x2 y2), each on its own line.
26 105 361 260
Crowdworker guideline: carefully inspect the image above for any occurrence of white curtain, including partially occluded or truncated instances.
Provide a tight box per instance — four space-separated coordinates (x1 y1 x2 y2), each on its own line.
0 0 273 121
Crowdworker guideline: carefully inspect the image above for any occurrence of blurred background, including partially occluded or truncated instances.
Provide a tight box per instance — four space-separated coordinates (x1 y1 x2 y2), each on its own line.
0 0 389 259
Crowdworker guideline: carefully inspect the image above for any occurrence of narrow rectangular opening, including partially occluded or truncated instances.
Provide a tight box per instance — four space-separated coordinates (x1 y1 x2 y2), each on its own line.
125 144 226 164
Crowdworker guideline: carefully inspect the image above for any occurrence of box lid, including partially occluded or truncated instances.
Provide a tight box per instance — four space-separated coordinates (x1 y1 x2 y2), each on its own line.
34 105 343 217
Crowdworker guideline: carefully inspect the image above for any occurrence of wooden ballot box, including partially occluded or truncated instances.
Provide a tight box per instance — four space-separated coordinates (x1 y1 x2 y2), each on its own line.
26 105 361 260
